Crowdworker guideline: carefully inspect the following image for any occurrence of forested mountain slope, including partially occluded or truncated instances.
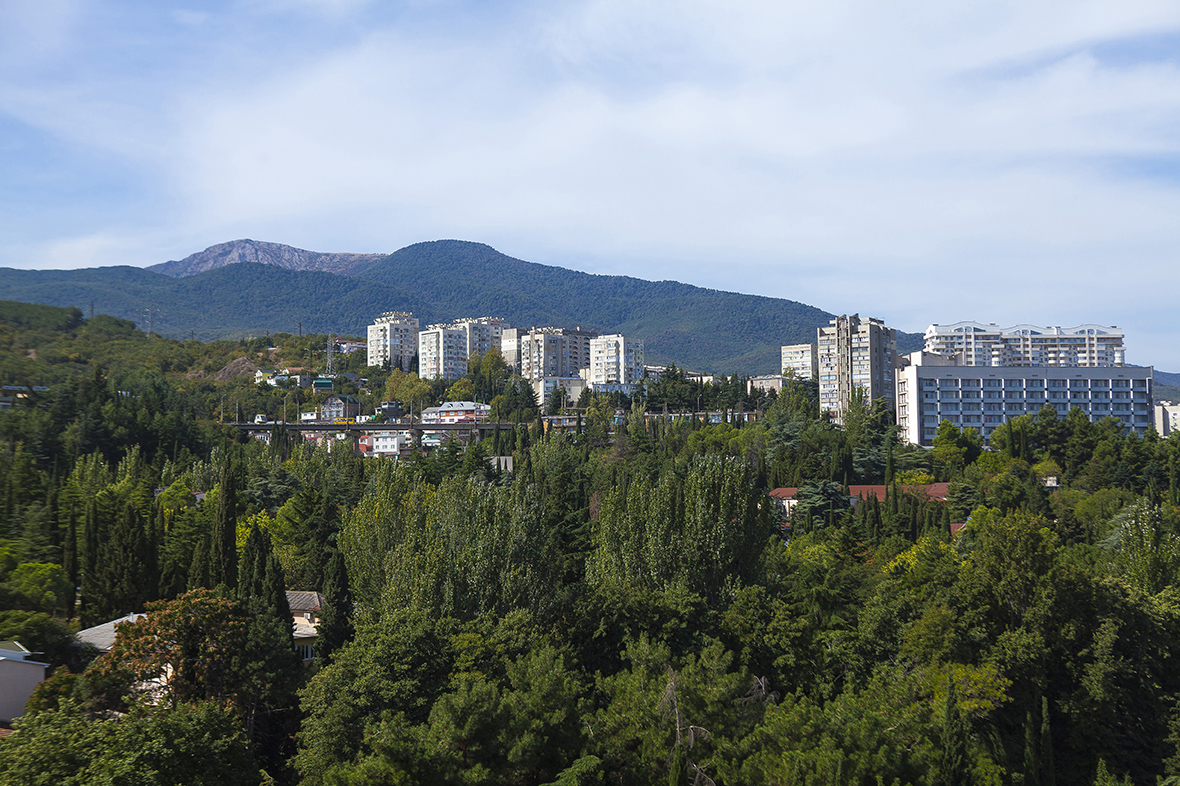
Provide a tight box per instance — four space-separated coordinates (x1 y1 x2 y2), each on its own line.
2 238 926 373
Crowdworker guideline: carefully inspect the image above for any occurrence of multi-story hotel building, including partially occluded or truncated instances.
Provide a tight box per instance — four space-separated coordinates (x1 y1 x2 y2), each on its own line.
367 312 419 371
816 314 897 424
782 343 818 380
923 322 1125 367
587 334 645 394
896 351 1153 446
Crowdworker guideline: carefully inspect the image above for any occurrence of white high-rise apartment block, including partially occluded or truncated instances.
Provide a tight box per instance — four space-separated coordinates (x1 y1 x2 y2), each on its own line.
418 317 509 381
924 322 1125 367
781 343 818 379
454 317 509 360
500 328 521 371
896 351 1153 446
1156 401 1180 437
518 327 597 381
418 324 469 381
367 312 419 371
817 314 897 424
588 334 645 393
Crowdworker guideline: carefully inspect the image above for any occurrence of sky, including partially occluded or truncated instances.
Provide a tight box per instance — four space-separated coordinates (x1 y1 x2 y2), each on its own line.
2 1 1179 369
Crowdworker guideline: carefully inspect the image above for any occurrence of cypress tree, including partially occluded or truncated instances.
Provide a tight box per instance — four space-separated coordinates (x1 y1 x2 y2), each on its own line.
188 532 211 590
238 523 266 600
107 501 151 615
263 552 293 646
1024 703 1041 786
316 550 353 663
936 676 969 786
79 500 103 626
63 503 78 619
211 460 238 590
1041 695 1055 786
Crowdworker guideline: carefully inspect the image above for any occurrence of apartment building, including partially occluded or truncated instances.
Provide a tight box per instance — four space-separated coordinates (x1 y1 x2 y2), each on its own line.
817 314 897 424
500 328 521 370
924 322 1125 367
418 324 469 381
368 312 420 371
781 343 818 379
896 351 1153 446
454 317 509 360
587 334 645 394
532 377 588 409
418 317 509 381
1156 401 1180 437
517 327 597 381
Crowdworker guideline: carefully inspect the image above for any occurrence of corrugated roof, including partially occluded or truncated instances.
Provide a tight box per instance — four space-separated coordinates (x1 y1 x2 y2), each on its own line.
76 613 146 652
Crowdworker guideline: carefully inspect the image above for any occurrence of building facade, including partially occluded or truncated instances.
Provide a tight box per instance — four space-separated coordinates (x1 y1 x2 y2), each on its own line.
1156 401 1180 437
420 400 492 424
322 394 361 421
587 334 645 393
781 343 818 379
500 328 521 370
420 317 508 380
517 327 596 381
817 314 897 424
367 312 420 371
418 324 469 381
896 351 1154 446
923 322 1125 367
748 375 786 395
455 317 509 359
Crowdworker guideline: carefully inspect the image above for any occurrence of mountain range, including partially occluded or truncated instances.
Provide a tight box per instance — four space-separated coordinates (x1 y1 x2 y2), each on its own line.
3 239 923 374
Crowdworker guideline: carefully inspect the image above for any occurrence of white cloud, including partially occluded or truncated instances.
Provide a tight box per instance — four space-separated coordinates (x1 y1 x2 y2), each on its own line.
4 0 1180 367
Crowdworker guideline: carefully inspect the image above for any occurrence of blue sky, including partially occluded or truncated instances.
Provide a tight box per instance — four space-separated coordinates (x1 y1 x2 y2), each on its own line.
2 1 1180 370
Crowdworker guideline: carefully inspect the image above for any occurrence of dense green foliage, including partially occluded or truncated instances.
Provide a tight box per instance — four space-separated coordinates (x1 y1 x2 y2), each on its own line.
4 307 1180 786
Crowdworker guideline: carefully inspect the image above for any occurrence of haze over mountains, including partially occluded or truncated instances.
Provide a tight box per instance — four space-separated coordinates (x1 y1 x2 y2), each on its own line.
2 239 922 374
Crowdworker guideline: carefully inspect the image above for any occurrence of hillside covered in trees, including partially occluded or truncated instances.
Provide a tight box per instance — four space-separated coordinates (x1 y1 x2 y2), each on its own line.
0 239 924 374
2 301 1180 785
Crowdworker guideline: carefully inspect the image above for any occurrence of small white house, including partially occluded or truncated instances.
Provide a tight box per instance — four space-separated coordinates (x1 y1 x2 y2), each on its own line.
0 642 48 722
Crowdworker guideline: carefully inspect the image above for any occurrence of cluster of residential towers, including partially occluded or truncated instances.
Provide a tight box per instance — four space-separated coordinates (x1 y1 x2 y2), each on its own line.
369 309 1158 449
367 312 645 405
778 316 1153 447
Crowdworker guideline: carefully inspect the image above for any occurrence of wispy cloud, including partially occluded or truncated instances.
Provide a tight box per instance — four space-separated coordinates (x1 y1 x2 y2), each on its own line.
2 1 1179 366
